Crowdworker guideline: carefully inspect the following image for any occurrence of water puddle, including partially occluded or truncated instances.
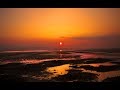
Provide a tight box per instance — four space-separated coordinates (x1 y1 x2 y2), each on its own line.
46 64 72 79
81 68 120 82
31 62 120 81
77 62 117 67
31 64 72 80
0 58 76 65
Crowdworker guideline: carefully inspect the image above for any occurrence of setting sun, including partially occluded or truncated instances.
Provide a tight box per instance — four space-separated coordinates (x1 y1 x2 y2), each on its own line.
60 42 62 46
0 8 120 50
0 8 120 82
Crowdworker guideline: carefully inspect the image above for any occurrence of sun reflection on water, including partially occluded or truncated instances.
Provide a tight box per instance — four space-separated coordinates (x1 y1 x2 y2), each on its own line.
46 64 71 79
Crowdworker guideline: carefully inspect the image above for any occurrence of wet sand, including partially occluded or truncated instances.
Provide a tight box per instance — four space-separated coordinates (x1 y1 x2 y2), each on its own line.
0 50 120 82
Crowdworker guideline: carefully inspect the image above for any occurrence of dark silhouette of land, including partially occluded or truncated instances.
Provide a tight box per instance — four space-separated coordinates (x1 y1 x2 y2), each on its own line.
0 49 120 82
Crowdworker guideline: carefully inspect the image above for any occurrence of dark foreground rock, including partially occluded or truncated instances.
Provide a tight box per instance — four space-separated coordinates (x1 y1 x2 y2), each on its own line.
103 76 120 82
51 70 98 82
80 65 120 72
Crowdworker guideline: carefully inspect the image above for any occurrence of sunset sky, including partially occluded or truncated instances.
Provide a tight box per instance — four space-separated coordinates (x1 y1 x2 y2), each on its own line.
0 8 120 51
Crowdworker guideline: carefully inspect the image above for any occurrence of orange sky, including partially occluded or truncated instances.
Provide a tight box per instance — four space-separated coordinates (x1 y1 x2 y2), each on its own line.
0 8 120 51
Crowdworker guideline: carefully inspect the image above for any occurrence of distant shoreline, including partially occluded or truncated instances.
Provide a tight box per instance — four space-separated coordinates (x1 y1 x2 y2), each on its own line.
0 48 120 53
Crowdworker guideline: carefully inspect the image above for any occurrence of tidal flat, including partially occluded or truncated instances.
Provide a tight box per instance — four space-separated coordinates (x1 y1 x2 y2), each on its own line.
0 50 120 82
